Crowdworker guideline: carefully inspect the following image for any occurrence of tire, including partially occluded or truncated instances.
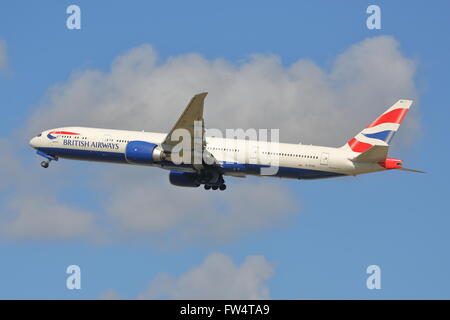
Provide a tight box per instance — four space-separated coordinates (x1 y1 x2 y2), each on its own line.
219 184 226 191
204 185 211 190
41 161 49 168
212 186 218 190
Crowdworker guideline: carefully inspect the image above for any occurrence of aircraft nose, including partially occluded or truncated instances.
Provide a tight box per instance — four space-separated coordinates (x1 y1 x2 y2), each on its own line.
29 137 38 148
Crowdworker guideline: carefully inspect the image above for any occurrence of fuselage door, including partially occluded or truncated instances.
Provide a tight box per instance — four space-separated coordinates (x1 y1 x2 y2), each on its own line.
248 141 259 164
320 152 329 166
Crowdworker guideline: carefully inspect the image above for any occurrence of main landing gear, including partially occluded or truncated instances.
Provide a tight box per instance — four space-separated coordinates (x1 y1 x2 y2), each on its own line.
204 184 226 191
199 170 227 191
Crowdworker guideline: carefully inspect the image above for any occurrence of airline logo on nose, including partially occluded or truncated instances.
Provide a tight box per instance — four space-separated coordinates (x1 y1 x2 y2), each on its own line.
47 131 80 139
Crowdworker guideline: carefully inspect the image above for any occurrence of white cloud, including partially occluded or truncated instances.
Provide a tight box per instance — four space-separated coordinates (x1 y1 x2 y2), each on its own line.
99 166 296 243
9 36 420 243
0 139 96 240
0 142 22 192
99 289 121 300
139 253 274 299
26 36 418 148
0 39 6 72
0 137 294 242
0 139 294 242
2 195 94 239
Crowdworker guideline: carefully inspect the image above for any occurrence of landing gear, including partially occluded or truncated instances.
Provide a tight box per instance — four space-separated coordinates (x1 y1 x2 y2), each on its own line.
36 151 57 168
200 170 227 191
204 183 226 191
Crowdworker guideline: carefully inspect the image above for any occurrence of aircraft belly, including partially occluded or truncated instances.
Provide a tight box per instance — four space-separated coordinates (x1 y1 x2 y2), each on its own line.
37 147 127 164
220 162 346 179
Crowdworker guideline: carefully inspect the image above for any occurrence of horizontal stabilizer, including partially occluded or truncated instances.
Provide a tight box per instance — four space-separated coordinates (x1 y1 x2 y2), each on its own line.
352 145 388 163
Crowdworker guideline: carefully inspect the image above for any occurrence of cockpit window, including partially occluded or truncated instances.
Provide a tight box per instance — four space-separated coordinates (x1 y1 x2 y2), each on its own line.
37 133 42 137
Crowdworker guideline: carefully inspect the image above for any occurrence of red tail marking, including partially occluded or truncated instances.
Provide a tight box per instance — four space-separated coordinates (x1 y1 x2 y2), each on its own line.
367 108 409 128
347 138 372 153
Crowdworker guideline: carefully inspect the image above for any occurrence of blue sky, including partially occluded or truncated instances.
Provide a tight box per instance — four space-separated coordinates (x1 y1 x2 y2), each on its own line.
0 0 449 299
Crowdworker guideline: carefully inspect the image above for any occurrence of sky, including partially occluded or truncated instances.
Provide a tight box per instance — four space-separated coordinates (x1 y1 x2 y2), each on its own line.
0 0 449 299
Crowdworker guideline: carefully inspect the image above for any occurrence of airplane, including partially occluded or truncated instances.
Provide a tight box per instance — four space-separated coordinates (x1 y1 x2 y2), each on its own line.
29 93 423 190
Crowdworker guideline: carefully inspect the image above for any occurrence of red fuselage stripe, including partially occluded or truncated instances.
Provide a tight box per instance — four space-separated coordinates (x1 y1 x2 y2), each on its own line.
49 131 80 135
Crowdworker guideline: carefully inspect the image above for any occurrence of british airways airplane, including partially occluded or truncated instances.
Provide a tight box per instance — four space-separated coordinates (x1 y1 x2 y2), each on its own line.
29 93 422 190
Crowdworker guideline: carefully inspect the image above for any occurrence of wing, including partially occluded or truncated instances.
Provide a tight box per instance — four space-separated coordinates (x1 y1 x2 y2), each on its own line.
162 92 208 168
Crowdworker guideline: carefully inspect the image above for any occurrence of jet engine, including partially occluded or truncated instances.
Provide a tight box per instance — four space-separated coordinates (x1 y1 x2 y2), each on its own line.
125 141 163 164
169 171 200 187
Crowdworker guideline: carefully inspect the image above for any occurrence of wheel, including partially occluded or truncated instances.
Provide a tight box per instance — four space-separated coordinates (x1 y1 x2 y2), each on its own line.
219 184 226 191
204 185 211 190
40 161 49 168
212 186 218 190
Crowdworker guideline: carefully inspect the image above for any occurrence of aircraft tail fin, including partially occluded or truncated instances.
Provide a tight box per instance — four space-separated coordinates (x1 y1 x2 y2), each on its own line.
342 99 413 154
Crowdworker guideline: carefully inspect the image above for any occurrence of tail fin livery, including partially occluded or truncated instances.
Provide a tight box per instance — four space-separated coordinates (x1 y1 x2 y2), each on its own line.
342 99 413 154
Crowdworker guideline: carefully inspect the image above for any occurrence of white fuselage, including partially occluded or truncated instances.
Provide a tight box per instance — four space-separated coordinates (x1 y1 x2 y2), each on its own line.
29 126 385 180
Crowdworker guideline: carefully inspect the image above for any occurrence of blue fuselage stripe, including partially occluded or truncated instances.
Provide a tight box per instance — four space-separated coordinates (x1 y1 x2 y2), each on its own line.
220 163 344 179
37 147 126 163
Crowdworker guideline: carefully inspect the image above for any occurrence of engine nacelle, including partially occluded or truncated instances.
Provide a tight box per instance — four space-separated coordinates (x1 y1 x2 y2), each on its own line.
169 171 200 187
125 141 163 164
378 157 403 169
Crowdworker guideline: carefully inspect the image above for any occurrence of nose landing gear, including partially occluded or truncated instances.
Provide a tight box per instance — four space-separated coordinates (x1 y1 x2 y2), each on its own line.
36 151 57 168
